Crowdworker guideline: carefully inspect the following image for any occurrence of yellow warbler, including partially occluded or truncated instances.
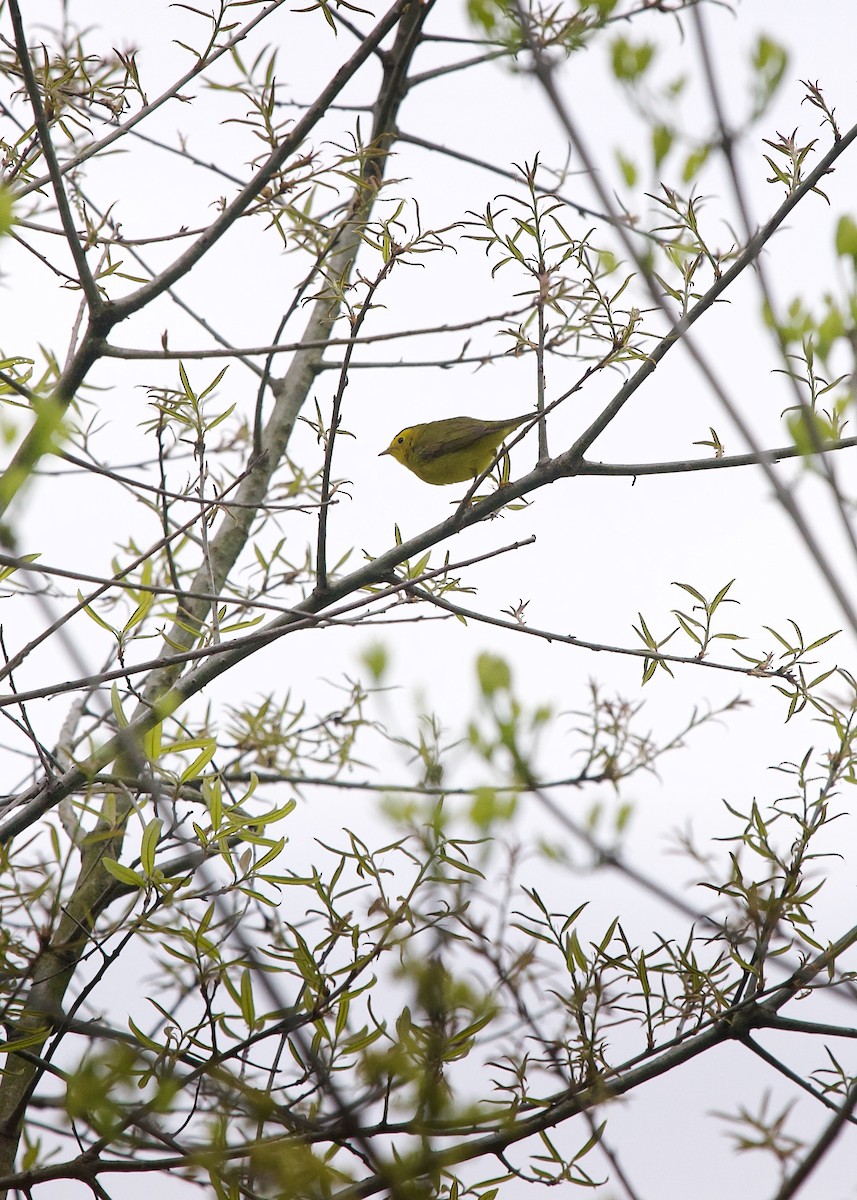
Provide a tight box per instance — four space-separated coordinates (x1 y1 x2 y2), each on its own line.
379 414 531 485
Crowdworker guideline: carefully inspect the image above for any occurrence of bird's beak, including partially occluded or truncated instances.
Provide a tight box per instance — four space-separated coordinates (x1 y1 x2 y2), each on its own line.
378 448 390 457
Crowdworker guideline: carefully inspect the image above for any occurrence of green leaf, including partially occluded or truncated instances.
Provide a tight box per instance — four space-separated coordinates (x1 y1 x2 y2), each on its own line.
787 409 834 455
710 579 737 611
143 722 162 763
682 144 710 183
567 929 588 971
611 37 655 82
0 552 39 583
477 652 511 696
127 1018 166 1054
817 301 845 357
672 581 706 605
362 643 388 680
102 859 146 887
1 1028 55 1053
244 799 295 829
140 818 162 877
469 786 517 829
239 967 256 1028
652 124 673 169
173 738 216 784
616 150 637 188
409 551 431 580
835 215 857 264
751 35 788 108
252 837 286 873
79 592 118 635
466 0 502 34
110 685 128 728
580 0 617 15
122 589 154 636
198 366 229 402
0 186 14 237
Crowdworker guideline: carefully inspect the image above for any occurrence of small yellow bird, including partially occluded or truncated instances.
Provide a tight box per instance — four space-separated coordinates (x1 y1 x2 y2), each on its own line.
379 414 532 485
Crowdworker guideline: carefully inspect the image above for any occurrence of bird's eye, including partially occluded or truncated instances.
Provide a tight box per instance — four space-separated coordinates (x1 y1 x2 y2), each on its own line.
397 436 404 445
